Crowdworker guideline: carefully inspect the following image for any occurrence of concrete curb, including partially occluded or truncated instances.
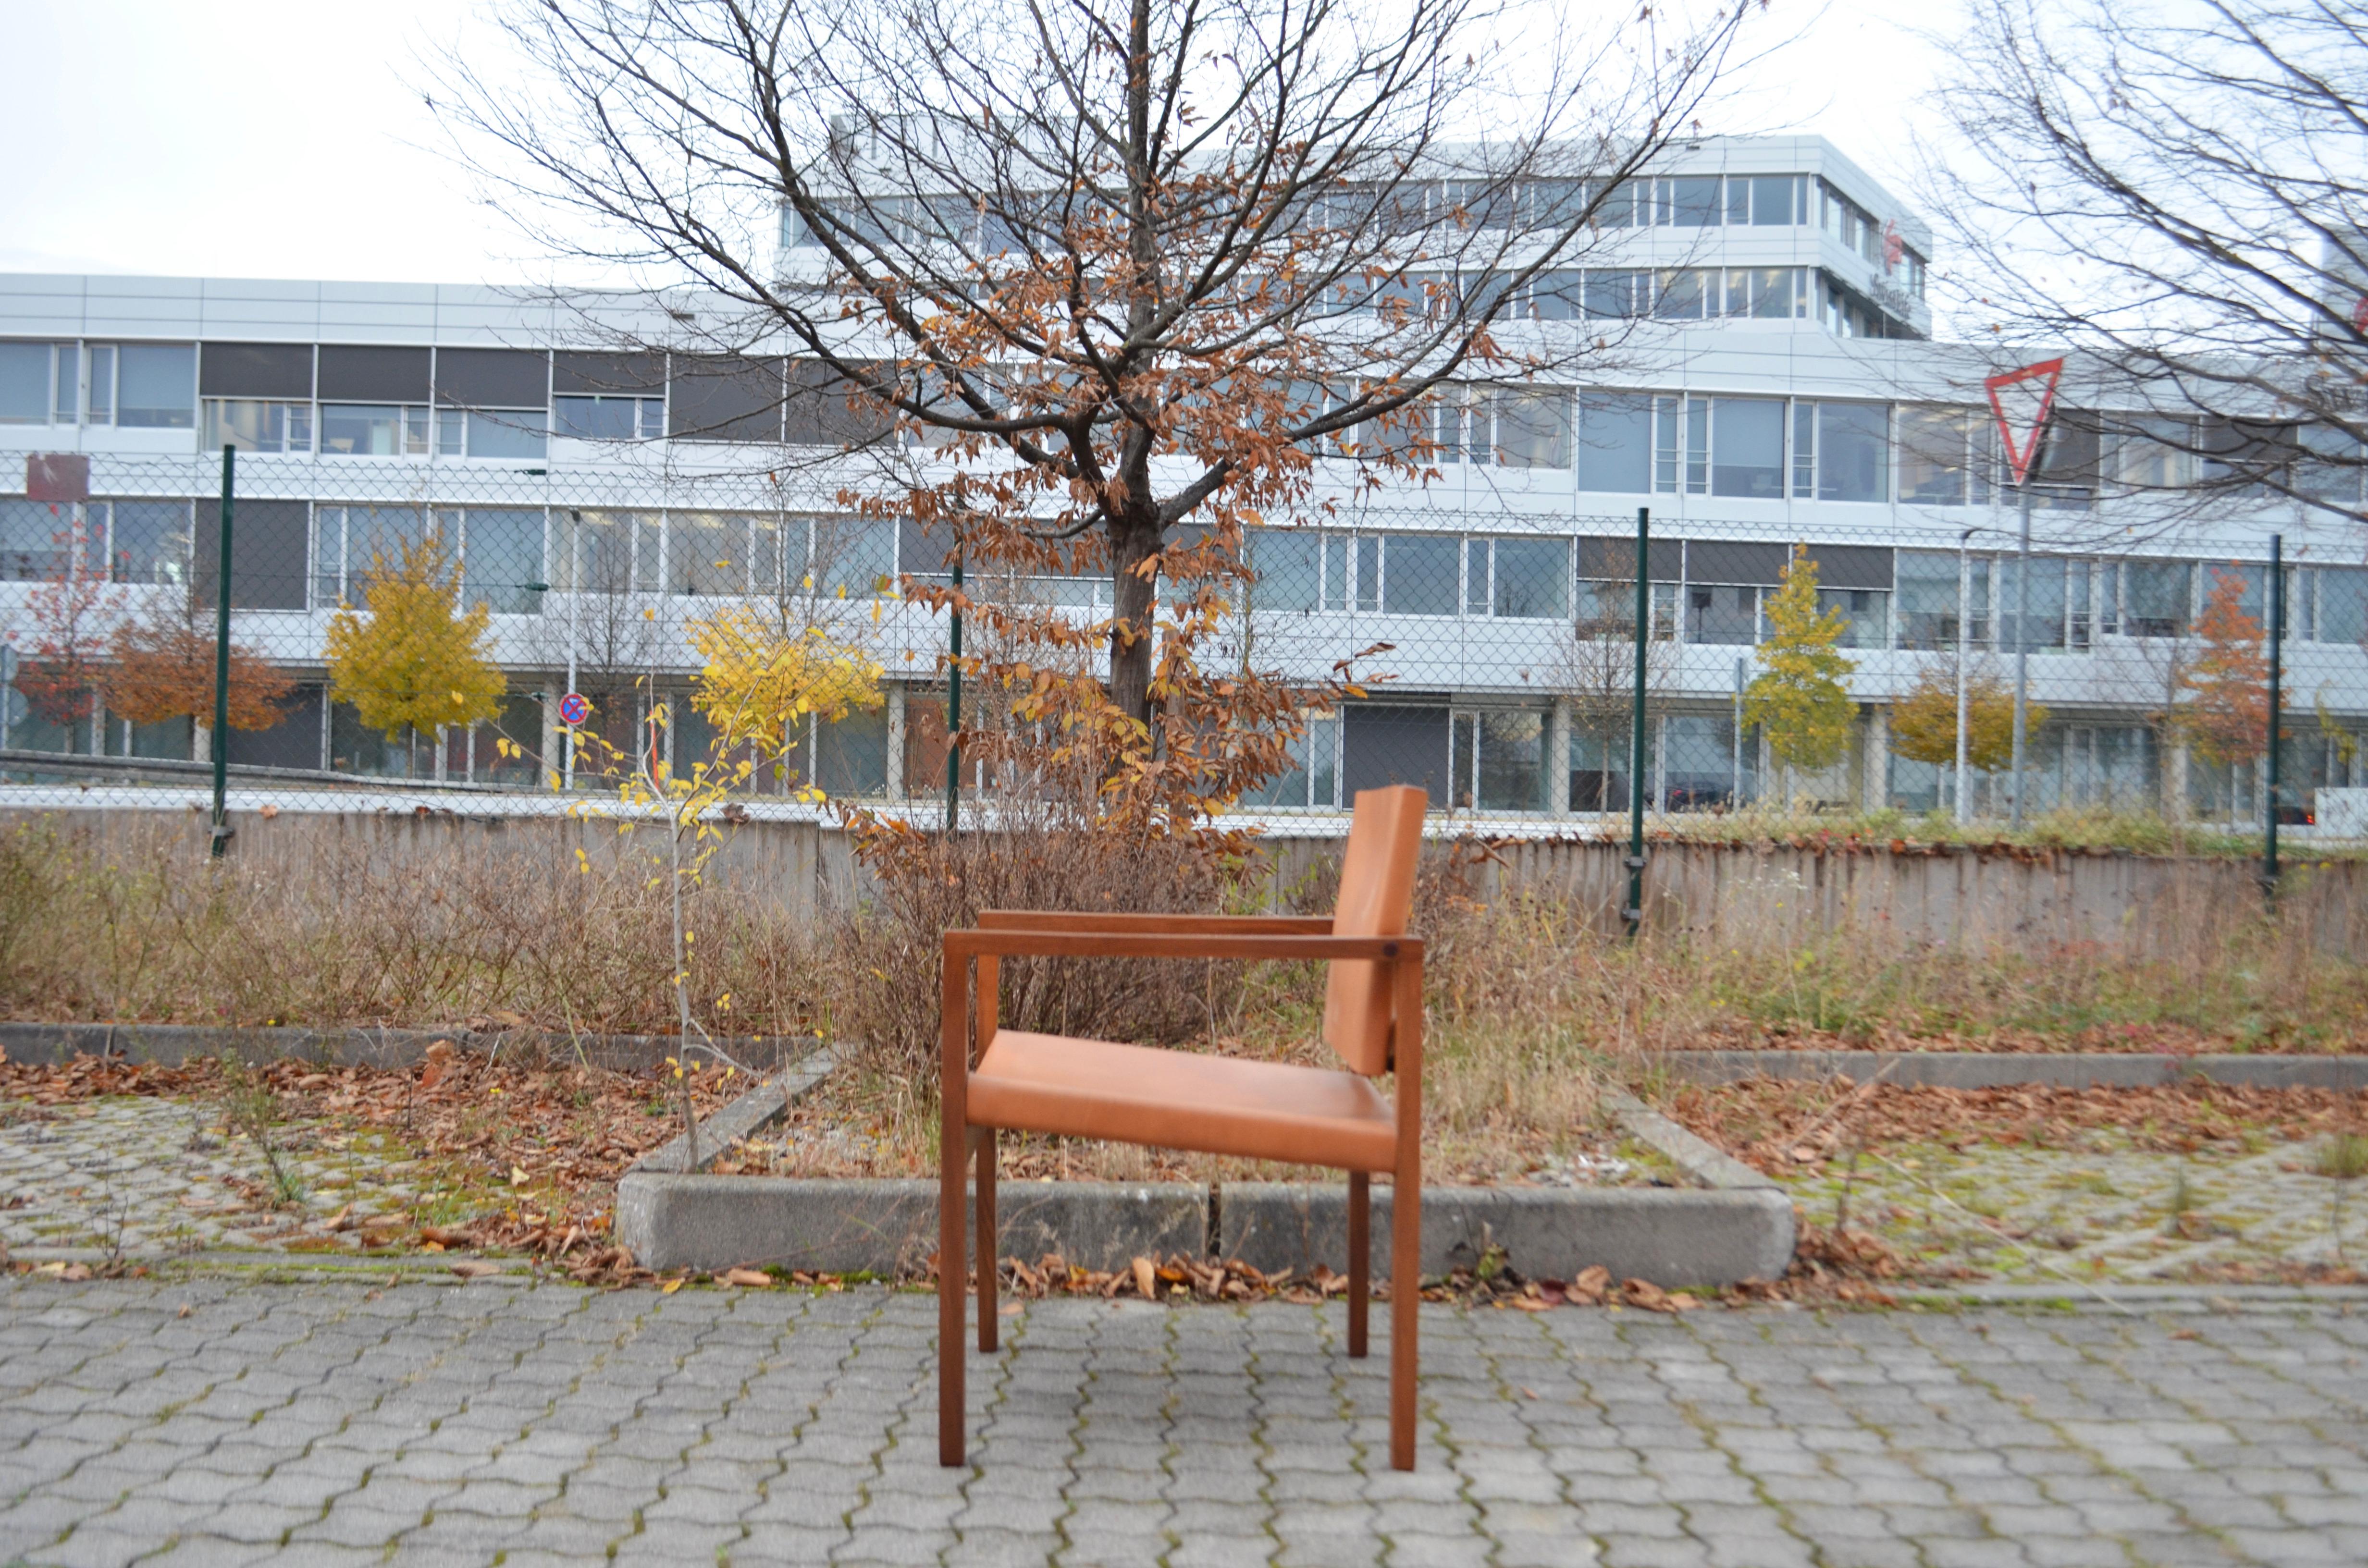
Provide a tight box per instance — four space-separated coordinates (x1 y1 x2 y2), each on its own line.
1653 1050 2368 1090
0 1021 814 1074
613 1074 1798 1288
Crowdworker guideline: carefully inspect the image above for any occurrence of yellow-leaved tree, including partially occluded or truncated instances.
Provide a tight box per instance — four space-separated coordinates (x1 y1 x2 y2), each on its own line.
323 531 506 775
1889 663 2045 778
572 600 884 1166
1744 546 1858 806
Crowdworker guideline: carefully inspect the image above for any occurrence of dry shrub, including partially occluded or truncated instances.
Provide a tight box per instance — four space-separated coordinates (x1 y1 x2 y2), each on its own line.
0 813 828 1040
834 790 1251 1079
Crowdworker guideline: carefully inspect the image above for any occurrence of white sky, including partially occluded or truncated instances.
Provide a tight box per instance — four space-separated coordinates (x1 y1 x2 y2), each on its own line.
0 0 1963 287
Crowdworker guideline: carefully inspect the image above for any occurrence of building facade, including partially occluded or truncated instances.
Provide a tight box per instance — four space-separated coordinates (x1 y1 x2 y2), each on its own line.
2 135 2363 824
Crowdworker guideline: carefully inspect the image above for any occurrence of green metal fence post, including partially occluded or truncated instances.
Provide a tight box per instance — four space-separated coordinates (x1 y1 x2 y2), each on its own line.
1625 506 1650 938
210 445 235 858
945 551 963 835
2265 532 2282 899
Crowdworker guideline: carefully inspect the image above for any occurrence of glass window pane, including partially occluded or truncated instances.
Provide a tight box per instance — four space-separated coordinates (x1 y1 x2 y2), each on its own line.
2124 561 2192 637
465 409 547 459
0 343 50 423
1750 175 1794 226
1529 271 1583 320
115 344 195 429
462 508 544 614
1999 557 2068 650
2319 567 2368 644
1381 533 1458 616
671 511 746 596
1493 388 1570 468
1725 178 1750 225
1576 393 1652 494
0 499 74 582
1583 270 1642 318
1893 551 1963 649
555 394 636 440
560 509 637 593
1898 407 1970 505
1816 588 1888 649
1653 270 1707 320
1663 176 1720 226
204 399 290 453
56 345 81 423
1710 397 1784 499
1249 528 1321 614
1816 403 1890 502
87 345 112 423
108 500 191 588
811 515 896 597
1477 710 1546 810
320 404 405 456
1686 584 1758 646
1492 538 1568 618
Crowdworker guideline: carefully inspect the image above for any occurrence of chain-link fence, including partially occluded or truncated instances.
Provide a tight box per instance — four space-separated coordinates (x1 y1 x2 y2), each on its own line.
2 447 2364 838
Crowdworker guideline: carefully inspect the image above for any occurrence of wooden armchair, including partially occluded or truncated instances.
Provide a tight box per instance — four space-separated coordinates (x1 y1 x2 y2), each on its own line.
938 784 1430 1469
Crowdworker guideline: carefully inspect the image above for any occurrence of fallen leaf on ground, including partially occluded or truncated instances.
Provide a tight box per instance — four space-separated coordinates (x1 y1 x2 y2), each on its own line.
720 1267 772 1288
1132 1256 1157 1300
449 1261 499 1279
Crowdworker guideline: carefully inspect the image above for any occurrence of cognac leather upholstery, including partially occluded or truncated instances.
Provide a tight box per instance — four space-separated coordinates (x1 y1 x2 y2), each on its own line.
968 1030 1398 1169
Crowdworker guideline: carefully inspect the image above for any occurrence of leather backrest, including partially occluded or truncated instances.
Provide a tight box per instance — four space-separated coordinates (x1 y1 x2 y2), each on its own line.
1321 785 1427 1076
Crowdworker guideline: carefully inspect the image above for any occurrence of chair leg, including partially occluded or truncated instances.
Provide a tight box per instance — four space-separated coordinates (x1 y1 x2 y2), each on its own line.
1390 1155 1420 1471
976 1128 998 1353
1346 1171 1369 1360
938 1107 966 1467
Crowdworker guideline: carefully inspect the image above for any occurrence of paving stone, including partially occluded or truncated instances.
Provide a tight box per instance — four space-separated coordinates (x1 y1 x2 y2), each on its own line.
3 1277 2367 1568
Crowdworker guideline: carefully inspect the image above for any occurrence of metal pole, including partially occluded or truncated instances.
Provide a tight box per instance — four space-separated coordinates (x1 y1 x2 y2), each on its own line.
210 446 234 858
1955 534 1971 823
2266 533 2283 897
2010 485 2033 829
1731 655 1744 808
944 551 963 835
1624 507 1649 937
564 511 580 791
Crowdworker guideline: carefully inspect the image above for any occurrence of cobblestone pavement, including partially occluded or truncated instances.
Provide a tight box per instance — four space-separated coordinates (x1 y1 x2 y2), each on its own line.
0 1100 433 1258
3 1277 2366 1568
1779 1135 2368 1285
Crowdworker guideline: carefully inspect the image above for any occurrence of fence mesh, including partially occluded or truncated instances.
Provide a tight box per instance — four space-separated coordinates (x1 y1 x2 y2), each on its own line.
1 448 2363 838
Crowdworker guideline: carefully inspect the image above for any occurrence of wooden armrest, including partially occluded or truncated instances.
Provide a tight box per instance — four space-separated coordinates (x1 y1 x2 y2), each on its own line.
945 929 1420 962
976 910 1333 934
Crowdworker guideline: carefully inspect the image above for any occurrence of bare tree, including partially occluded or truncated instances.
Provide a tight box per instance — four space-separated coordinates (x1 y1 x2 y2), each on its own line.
1551 575 1675 813
1922 0 2368 524
426 0 1760 750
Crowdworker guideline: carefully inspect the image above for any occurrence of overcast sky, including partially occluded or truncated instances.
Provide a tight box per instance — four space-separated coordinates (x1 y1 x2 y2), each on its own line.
0 0 1963 286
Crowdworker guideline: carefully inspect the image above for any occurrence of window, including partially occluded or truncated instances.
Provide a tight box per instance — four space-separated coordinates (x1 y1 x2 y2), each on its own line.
1708 398 1785 500
1653 270 1710 321
1451 710 1548 811
320 404 431 456
107 500 193 587
459 409 549 459
1319 535 1381 612
1656 177 1721 227
458 508 546 614
2122 561 2192 637
1686 584 1759 646
116 345 196 429
313 505 433 608
1576 393 1652 494
806 515 897 597
1467 537 1570 619
1380 534 1459 616
0 343 50 423
1723 268 1805 320
1795 402 1890 502
1244 715 1343 809
1582 270 1647 319
2019 415 2100 509
1996 557 2071 654
1656 395 1708 495
1816 588 1889 649
0 499 74 582
1898 407 1974 505
2317 566 2368 645
1489 388 1572 468
1247 528 1322 613
554 394 665 441
1528 270 1584 320
1894 551 1980 650
671 511 754 597
552 509 654 594
1750 175 1803 226
204 399 313 454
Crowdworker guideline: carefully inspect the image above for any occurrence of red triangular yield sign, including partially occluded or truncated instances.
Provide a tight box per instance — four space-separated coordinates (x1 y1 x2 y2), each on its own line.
1984 358 2065 486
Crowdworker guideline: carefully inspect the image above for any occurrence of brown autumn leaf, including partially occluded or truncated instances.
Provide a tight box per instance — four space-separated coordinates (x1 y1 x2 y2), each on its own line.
449 1261 499 1279
720 1267 773 1288
1132 1256 1157 1300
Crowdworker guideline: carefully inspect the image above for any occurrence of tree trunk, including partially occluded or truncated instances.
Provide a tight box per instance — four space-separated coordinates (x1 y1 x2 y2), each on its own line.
1107 512 1162 732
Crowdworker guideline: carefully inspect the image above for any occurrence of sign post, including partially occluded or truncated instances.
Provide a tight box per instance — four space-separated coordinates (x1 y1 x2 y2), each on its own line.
211 447 235 858
1984 359 2065 830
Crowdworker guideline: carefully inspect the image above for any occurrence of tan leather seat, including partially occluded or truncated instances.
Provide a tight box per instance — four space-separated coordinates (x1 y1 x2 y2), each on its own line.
968 1029 1397 1170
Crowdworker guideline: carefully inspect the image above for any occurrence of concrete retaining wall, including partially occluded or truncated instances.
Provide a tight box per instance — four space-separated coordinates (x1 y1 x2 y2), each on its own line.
7 806 2359 957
